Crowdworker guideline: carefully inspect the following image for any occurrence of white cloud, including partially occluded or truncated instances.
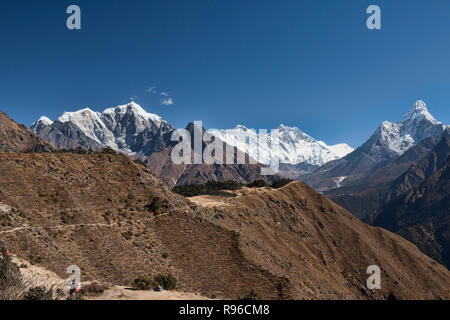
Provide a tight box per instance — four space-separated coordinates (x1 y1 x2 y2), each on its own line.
161 97 174 106
146 86 157 94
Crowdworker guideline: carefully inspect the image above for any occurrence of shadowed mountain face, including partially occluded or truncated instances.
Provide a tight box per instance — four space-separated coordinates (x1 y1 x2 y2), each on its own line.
302 101 447 192
0 111 55 153
325 133 450 269
372 158 450 268
0 151 449 299
327 133 447 219
365 136 450 268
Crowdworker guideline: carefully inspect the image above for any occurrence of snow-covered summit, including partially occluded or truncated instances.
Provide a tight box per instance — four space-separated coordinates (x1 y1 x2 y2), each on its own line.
31 116 54 133
374 100 446 155
210 124 353 166
37 116 53 126
32 102 174 156
103 102 163 125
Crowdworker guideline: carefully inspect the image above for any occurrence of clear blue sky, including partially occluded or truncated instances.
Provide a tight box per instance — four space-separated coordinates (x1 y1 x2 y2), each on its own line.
1 0 449 147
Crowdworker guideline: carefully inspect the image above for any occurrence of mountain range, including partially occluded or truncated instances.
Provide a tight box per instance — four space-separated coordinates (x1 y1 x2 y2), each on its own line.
1 103 450 298
21 99 450 270
31 102 352 170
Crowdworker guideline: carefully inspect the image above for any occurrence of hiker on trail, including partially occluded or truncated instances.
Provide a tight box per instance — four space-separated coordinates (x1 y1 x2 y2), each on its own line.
0 240 10 260
69 279 79 296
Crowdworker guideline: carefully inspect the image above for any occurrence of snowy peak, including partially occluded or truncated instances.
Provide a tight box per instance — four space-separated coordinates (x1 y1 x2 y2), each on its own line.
31 116 53 133
103 102 163 125
401 100 437 124
210 124 353 167
32 102 174 157
37 116 53 126
369 100 446 156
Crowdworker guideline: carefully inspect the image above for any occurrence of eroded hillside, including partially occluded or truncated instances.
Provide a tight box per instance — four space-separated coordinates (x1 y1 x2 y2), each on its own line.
0 152 449 299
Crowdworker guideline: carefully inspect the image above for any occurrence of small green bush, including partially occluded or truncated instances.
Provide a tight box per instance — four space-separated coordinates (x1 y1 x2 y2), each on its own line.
133 275 156 290
154 274 177 290
247 180 267 188
173 180 242 197
238 289 260 300
80 282 107 297
23 286 53 300
271 179 293 189
145 197 162 212
133 274 177 291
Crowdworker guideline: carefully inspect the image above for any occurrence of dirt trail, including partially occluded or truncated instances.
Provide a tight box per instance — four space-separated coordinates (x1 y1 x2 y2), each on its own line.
0 209 176 235
91 286 210 300
12 256 210 300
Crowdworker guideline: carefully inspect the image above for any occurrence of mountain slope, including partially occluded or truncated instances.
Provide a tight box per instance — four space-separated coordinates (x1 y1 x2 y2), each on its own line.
328 132 447 219
146 123 279 187
0 111 55 153
1 151 449 299
372 157 450 268
303 100 447 192
32 102 174 157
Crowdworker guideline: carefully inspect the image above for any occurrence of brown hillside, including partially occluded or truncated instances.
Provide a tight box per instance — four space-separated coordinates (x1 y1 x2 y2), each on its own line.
0 111 55 153
0 152 449 299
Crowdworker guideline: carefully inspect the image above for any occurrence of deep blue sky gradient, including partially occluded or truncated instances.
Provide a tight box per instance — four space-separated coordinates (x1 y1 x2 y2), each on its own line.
1 0 449 147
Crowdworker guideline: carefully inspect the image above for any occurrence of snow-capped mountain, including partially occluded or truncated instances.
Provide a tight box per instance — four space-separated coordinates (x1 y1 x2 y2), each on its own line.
31 102 174 157
209 124 353 166
303 100 448 191
371 100 446 156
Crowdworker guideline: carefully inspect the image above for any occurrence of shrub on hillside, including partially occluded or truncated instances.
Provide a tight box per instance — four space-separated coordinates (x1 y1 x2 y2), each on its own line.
70 147 88 154
172 180 242 197
99 147 117 155
145 197 163 213
133 274 177 291
238 289 260 300
154 274 177 290
23 286 53 300
80 282 108 297
0 254 28 300
247 180 267 188
271 179 293 189
133 275 157 290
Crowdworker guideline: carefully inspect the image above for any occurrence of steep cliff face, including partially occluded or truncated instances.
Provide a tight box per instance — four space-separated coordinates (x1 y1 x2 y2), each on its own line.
371 157 450 269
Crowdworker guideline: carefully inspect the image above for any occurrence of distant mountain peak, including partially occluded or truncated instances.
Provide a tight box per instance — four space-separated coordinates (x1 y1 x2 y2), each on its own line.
58 107 99 123
36 116 53 126
401 100 438 124
372 100 447 155
103 102 163 124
